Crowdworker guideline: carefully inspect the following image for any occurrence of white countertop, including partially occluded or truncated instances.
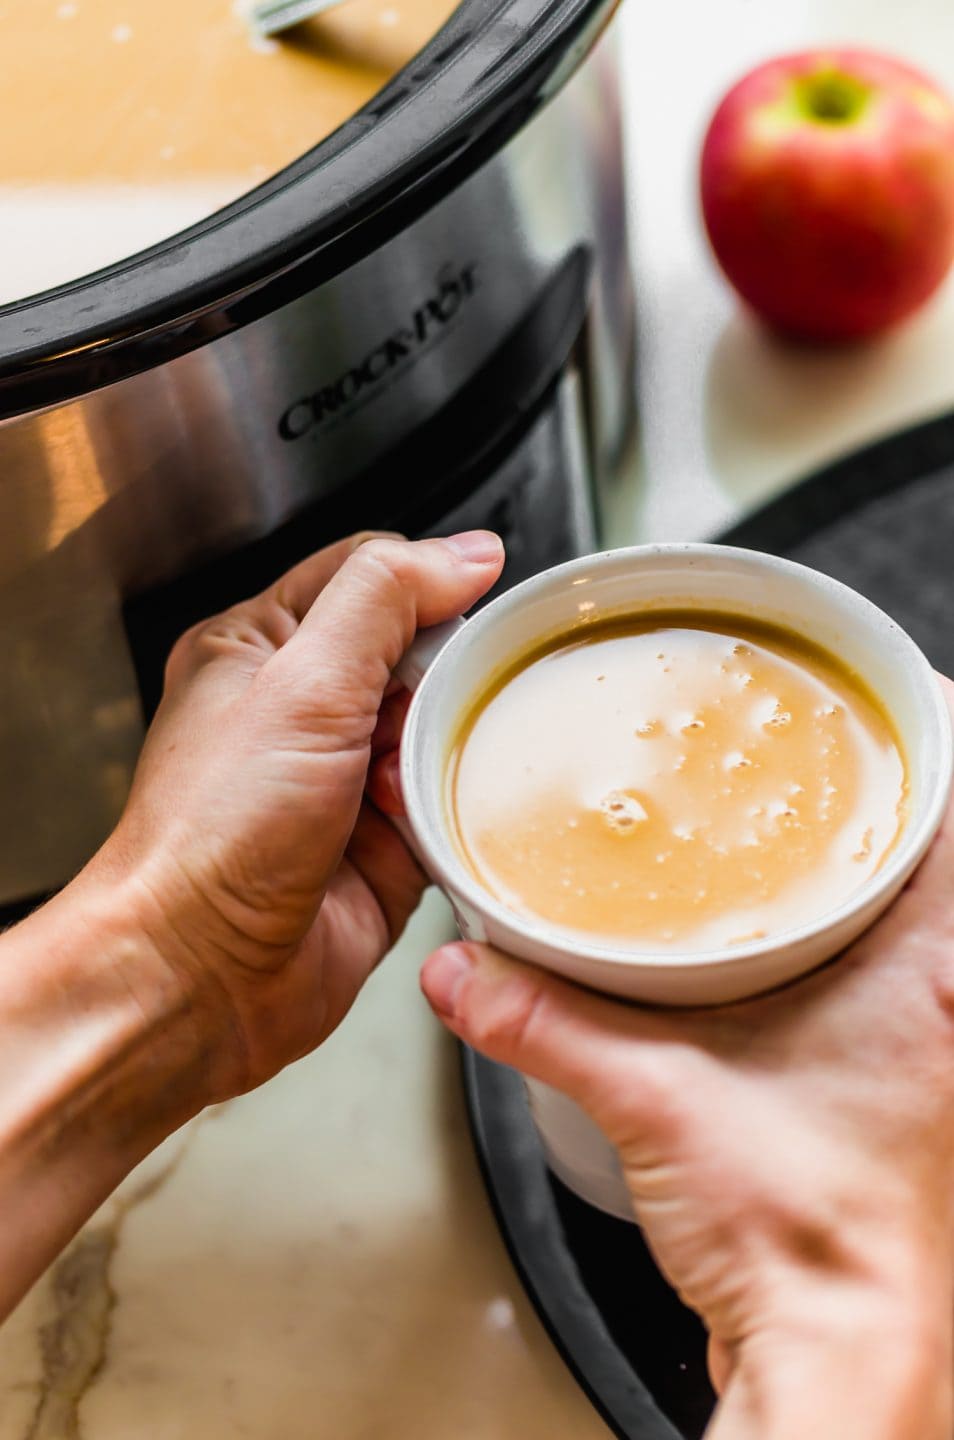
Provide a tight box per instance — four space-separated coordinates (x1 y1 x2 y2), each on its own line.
5 1 954 1435
622 0 954 546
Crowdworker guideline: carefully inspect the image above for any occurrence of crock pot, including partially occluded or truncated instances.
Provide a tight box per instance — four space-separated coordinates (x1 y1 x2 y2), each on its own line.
0 0 635 911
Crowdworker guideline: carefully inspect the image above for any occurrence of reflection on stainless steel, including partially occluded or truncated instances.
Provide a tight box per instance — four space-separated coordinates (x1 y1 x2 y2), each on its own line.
421 366 597 603
0 32 634 904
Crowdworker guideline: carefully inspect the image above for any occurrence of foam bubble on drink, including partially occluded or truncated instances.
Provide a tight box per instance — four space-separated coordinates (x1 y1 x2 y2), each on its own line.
599 791 647 833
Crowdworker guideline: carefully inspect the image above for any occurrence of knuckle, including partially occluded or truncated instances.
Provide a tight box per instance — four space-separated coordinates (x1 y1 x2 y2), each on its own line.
172 619 205 654
339 542 418 664
349 537 409 588
166 610 266 683
463 969 553 1060
192 613 258 659
584 1056 669 1139
583 1043 696 1148
164 621 205 682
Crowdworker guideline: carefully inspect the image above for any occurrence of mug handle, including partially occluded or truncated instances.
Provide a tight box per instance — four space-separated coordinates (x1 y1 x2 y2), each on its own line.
387 616 466 856
395 616 466 693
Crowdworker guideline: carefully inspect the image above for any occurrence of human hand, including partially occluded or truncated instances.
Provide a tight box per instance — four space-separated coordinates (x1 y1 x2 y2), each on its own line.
420 681 954 1439
84 530 503 1103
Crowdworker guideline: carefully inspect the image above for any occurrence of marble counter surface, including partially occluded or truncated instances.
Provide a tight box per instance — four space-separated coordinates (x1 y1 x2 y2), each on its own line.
6 0 954 1435
1 895 602 1438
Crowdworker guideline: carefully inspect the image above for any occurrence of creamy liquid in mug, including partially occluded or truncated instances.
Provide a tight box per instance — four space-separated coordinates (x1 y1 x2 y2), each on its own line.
0 0 458 303
448 612 909 953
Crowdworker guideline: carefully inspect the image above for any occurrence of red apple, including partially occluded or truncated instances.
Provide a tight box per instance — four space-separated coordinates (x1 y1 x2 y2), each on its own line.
700 49 954 340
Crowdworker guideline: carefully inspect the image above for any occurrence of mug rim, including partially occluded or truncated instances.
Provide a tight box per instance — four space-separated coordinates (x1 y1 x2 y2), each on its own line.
400 542 954 976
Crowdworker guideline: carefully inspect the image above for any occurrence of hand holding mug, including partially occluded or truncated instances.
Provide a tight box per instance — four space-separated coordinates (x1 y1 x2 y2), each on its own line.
74 530 505 1100
420 684 954 1440
0 530 505 1318
381 543 954 1439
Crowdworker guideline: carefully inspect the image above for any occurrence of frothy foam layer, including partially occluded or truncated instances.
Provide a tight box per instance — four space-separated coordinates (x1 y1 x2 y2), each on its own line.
448 613 908 953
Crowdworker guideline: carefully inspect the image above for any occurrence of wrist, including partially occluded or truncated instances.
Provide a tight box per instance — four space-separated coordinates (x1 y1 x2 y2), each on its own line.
74 843 254 1101
0 874 233 1314
7 871 228 1137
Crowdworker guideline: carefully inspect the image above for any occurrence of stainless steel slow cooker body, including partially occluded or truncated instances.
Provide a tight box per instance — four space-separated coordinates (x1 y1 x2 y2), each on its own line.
0 0 634 906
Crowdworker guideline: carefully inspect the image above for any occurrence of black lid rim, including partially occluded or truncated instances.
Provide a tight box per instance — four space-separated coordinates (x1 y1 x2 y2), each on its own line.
0 0 617 418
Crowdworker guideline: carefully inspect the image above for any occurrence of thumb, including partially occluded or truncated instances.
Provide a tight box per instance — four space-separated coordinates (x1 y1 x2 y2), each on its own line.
420 942 685 1140
253 529 507 737
262 532 504 720
244 531 502 875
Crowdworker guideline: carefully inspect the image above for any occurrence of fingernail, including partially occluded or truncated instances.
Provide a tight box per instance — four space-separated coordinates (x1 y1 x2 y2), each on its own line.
442 530 504 564
424 943 475 1018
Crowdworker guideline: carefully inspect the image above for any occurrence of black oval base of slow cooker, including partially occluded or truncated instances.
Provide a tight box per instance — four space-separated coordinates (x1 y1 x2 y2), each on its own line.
462 404 954 1440
463 1049 705 1440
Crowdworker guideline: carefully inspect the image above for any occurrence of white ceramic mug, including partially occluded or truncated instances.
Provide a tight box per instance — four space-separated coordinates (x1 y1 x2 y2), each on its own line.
398 543 954 1220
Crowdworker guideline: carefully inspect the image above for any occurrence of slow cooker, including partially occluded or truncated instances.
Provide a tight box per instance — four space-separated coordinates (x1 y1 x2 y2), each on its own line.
0 0 635 913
